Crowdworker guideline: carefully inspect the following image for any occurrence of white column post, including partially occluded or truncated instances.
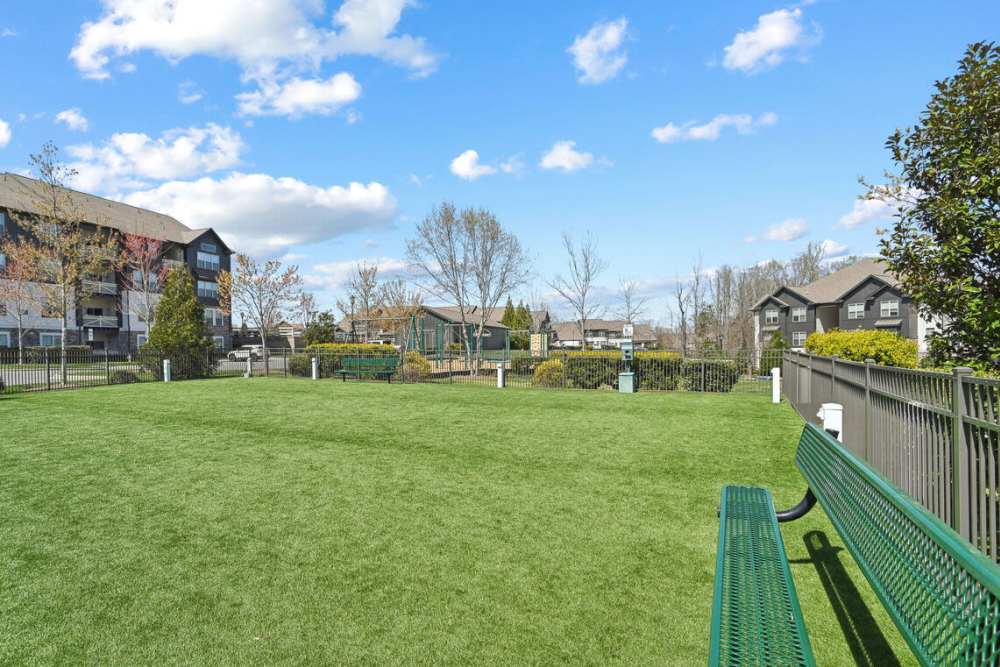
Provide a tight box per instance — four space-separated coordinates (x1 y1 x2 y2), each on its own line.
497 361 505 388
817 403 844 442
771 367 781 404
311 356 319 380
162 359 171 382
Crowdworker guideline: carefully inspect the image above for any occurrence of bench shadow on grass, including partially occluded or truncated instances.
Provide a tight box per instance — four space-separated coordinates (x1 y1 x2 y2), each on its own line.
790 530 902 667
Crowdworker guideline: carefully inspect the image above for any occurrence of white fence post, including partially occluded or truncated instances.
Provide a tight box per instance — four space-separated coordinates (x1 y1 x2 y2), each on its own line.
771 367 781 404
497 361 505 389
817 403 844 442
245 357 252 378
311 356 319 381
163 359 171 382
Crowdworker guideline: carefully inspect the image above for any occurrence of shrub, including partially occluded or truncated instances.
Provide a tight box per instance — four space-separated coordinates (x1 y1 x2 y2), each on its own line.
109 370 140 385
805 329 918 368
510 356 540 376
288 354 312 377
532 359 564 388
25 346 91 363
635 354 682 391
563 351 620 389
402 351 431 381
681 359 740 392
305 343 395 355
143 266 214 380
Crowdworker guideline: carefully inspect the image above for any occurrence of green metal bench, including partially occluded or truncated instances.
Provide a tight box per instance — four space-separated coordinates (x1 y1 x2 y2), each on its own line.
334 355 399 383
710 422 1000 666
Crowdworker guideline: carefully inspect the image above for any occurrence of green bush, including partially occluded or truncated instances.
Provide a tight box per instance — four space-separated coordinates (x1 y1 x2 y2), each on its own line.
109 370 140 385
564 351 620 389
510 356 541 376
402 351 431 381
681 359 739 392
143 266 214 380
305 343 395 355
804 329 918 368
635 355 682 390
532 359 564 387
24 345 91 363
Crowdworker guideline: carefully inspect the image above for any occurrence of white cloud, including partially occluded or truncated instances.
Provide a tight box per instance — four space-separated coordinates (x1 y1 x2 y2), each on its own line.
820 239 849 257
567 17 628 84
55 108 90 132
722 8 818 73
178 81 204 104
67 123 245 192
836 188 915 229
450 149 496 181
123 173 397 257
306 256 409 291
0 119 10 148
539 140 596 172
345 108 362 125
1 28 16 38
745 218 808 243
237 73 361 117
652 112 777 143
499 154 525 176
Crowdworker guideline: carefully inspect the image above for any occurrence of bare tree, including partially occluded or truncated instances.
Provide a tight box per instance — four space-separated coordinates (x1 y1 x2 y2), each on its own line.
298 291 317 326
615 279 649 324
0 237 40 363
218 254 302 350
787 241 826 286
336 262 382 339
548 232 607 350
407 203 529 371
14 143 118 382
673 277 690 356
119 233 166 340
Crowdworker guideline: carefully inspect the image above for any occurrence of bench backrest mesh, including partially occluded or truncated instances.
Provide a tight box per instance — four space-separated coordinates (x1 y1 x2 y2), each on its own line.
797 423 1000 665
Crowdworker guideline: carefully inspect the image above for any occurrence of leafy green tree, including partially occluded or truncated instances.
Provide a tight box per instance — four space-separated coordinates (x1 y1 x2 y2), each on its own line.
145 266 214 379
871 42 1000 368
303 311 339 346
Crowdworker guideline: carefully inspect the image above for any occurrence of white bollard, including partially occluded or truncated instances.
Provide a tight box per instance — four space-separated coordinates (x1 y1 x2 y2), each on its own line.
163 359 171 382
311 356 319 380
817 403 844 442
497 361 505 389
245 357 252 378
771 367 781 404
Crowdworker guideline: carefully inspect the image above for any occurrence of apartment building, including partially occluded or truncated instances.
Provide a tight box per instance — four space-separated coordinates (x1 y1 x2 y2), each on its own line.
0 172 232 352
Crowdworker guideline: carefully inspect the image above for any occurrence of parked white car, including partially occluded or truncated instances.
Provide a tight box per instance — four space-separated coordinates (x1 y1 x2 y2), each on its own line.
228 345 263 361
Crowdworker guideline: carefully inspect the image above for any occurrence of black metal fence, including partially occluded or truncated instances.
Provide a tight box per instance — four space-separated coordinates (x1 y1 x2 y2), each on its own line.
783 350 1000 562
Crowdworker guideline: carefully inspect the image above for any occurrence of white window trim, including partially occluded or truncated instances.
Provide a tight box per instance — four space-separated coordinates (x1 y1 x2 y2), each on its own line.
880 300 900 317
39 333 62 347
212 335 225 350
136 334 148 348
196 251 220 271
791 307 807 323
0 331 10 347
791 331 808 347
764 309 779 325
847 302 865 320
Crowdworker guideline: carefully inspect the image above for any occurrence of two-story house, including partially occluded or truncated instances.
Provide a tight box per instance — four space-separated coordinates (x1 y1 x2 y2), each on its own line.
751 258 938 357
0 172 233 353
550 319 657 350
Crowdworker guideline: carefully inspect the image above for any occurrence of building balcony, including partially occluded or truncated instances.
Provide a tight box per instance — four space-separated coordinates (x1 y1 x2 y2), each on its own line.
163 258 186 270
82 279 118 295
81 315 119 328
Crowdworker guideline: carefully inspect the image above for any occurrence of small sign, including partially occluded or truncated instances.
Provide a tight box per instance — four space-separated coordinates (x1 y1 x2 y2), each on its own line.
622 323 634 338
87 328 94 342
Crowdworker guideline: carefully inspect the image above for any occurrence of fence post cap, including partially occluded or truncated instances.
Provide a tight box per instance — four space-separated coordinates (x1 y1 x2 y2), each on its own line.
864 358 875 365
953 366 974 376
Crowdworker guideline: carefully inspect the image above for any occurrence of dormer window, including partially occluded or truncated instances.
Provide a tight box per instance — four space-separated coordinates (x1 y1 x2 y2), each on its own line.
764 309 779 325
791 307 807 323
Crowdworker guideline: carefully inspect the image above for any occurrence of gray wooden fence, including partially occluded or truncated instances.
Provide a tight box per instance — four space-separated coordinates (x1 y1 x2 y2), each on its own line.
782 350 1000 561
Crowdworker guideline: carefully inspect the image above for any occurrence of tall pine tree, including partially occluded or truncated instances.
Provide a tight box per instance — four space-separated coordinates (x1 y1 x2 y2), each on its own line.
145 266 214 379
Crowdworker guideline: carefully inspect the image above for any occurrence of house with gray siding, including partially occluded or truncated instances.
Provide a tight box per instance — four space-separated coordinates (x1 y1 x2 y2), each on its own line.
0 172 233 353
751 258 938 357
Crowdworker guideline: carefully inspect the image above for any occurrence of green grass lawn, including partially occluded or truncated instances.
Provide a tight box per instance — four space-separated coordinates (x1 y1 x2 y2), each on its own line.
0 379 914 665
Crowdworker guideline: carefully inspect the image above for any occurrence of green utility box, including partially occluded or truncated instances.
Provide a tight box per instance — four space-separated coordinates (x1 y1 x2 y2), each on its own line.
619 337 636 393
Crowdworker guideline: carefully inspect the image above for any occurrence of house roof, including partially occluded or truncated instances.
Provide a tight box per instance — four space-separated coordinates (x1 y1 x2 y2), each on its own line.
422 305 509 328
551 319 656 342
752 258 902 310
0 172 228 250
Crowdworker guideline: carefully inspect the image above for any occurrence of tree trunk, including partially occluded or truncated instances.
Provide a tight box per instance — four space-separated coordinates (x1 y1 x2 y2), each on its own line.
16 321 23 365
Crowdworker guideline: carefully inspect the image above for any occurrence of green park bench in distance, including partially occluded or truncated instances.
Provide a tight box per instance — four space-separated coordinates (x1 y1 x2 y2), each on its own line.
334 355 399 383
710 422 1000 666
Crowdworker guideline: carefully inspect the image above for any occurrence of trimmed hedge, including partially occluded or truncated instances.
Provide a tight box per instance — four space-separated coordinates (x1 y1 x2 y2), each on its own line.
681 359 739 392
109 370 140 385
402 351 431 381
289 344 399 378
532 359 564 387
804 329 918 368
305 343 396 355
24 346 91 363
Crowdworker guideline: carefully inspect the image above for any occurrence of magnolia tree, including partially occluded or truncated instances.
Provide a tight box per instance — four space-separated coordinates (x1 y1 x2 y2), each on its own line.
218 254 302 351
119 233 167 339
0 237 40 363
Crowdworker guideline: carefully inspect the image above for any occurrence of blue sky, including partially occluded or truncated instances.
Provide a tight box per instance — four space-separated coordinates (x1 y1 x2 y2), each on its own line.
0 1 996 319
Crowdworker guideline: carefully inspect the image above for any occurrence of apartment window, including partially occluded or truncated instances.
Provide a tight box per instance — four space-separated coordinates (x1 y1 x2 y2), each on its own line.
0 332 10 348
791 307 807 323
196 251 220 271
132 269 158 290
41 305 60 318
200 242 217 253
0 211 6 236
85 307 105 316
880 300 900 318
764 309 779 325
197 280 218 299
204 307 225 327
0 252 5 271
847 302 865 320
791 331 808 347
136 334 148 348
39 333 62 347
212 335 225 350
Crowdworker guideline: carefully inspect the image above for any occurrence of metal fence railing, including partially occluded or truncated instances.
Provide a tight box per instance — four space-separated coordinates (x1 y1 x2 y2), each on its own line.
782 350 1000 562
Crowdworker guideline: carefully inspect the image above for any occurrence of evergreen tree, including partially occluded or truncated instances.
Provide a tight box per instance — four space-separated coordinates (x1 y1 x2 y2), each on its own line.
303 311 339 346
500 297 517 328
145 266 214 379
